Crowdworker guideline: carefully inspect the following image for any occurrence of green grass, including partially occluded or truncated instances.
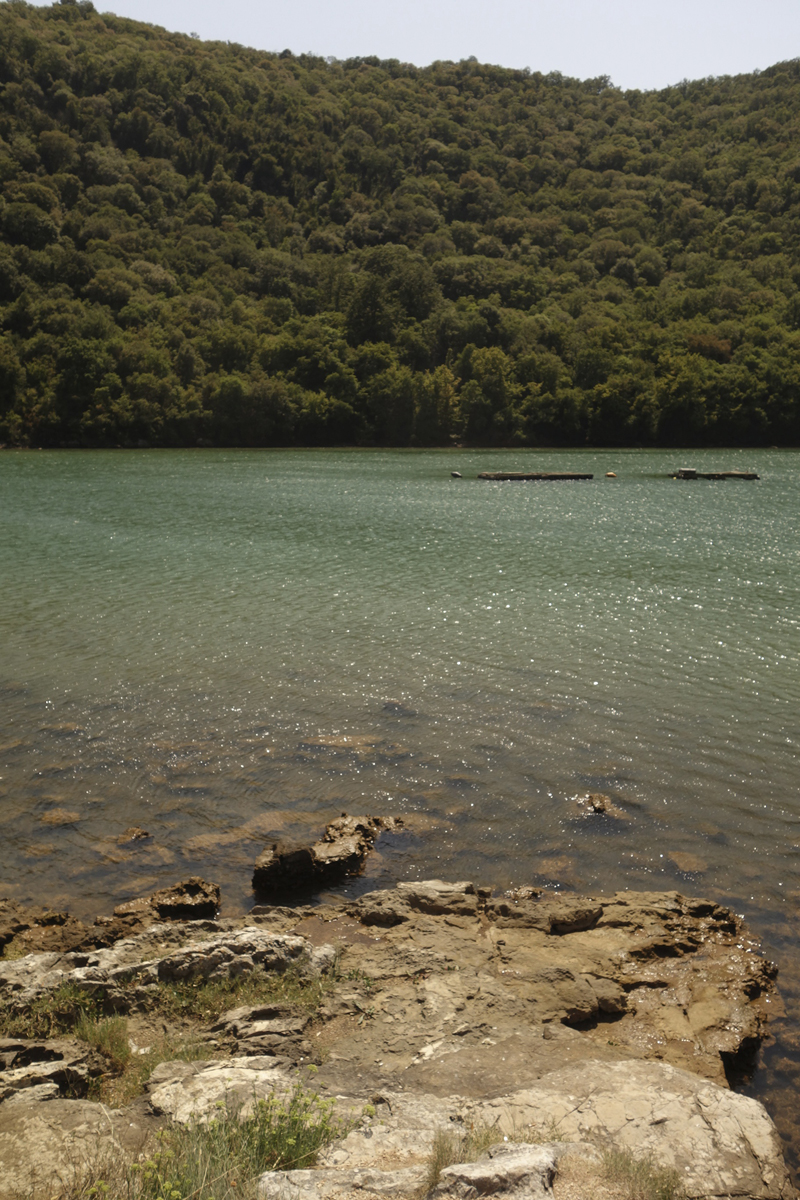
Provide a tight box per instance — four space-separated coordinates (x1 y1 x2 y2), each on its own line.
602 1149 684 1200
420 1123 501 1196
28 1083 351 1200
75 1015 132 1072
72 1014 209 1107
150 966 336 1024
0 983 104 1039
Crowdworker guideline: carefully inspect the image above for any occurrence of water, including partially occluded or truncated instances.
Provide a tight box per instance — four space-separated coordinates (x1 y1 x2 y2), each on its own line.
1 446 799 1155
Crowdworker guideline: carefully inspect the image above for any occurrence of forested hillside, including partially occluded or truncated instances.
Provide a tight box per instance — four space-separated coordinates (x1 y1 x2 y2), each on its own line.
2 0 800 446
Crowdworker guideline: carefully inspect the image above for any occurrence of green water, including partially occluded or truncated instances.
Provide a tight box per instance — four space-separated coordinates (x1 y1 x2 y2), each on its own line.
1 446 799 1151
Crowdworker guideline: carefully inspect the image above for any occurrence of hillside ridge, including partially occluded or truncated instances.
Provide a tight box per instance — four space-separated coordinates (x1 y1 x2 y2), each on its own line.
1 0 800 446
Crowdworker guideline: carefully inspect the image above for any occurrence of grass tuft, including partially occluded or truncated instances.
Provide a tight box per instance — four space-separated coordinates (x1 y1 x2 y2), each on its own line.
150 966 335 1023
420 1123 500 1195
602 1149 684 1200
78 1016 208 1108
0 984 103 1040
75 1015 132 1072
22 1083 350 1200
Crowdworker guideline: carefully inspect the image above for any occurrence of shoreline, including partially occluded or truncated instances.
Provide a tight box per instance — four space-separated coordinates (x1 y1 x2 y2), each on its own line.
0 870 796 1198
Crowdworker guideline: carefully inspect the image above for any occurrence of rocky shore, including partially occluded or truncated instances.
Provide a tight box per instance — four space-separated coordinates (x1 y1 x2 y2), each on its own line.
0 823 794 1199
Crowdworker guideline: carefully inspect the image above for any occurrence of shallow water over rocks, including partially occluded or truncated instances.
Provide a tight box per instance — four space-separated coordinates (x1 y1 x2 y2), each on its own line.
1 446 799 1158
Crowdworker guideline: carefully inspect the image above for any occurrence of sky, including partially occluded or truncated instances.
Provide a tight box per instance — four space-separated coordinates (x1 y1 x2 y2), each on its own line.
25 0 800 92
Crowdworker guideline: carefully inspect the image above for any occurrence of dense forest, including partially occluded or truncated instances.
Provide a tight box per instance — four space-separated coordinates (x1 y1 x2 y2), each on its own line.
1 0 800 446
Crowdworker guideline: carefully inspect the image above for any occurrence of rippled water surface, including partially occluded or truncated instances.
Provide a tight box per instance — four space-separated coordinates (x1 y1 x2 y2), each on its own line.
1 447 799 1150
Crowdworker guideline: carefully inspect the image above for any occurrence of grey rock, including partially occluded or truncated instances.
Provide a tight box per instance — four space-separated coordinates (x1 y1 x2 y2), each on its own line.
468 1059 792 1200
146 1056 298 1124
0 1039 102 1101
3 1083 60 1105
151 1054 791 1200
0 926 330 1010
431 1142 560 1200
258 1165 425 1199
156 927 310 982
211 1004 310 1058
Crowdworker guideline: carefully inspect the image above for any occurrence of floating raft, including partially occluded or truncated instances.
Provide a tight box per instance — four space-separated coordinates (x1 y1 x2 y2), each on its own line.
672 468 760 480
478 471 594 481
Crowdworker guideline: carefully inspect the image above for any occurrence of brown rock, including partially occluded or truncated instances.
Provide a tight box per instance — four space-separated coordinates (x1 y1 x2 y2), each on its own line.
0 900 93 956
38 809 81 827
668 852 708 874
113 876 220 921
252 815 403 897
575 793 630 821
117 827 151 843
332 883 776 1089
486 895 602 934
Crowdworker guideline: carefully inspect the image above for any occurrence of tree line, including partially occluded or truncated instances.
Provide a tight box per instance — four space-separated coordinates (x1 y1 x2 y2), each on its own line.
1 0 800 447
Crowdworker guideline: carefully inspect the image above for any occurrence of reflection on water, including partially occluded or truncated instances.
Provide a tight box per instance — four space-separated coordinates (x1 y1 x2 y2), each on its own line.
1 446 799 1158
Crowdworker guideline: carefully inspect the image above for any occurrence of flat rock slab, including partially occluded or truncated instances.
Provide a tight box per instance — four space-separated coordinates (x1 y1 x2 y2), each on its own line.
468 1060 792 1200
258 1164 426 1199
0 1099 149 1200
149 1054 790 1200
303 882 776 1089
147 1056 298 1124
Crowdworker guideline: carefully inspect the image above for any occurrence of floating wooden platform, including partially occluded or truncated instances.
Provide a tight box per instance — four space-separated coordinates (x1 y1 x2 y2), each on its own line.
673 468 759 480
477 471 594 481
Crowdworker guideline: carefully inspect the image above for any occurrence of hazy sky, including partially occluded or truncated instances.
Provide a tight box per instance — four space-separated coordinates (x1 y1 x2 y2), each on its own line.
26 0 800 91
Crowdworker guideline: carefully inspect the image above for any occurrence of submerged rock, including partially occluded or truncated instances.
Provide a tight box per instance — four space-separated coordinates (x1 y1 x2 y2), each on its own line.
574 792 630 821
252 815 403 896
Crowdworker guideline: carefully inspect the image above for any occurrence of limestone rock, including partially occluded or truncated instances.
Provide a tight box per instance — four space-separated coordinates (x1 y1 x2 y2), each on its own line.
156 926 308 982
467 1059 793 1200
0 925 331 1010
258 1165 425 1199
351 879 485 926
146 1056 297 1123
210 1004 310 1057
252 1056 790 1200
0 1039 104 1102
485 895 603 933
431 1142 562 1200
252 815 403 896
0 1098 147 1200
321 883 774 1090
